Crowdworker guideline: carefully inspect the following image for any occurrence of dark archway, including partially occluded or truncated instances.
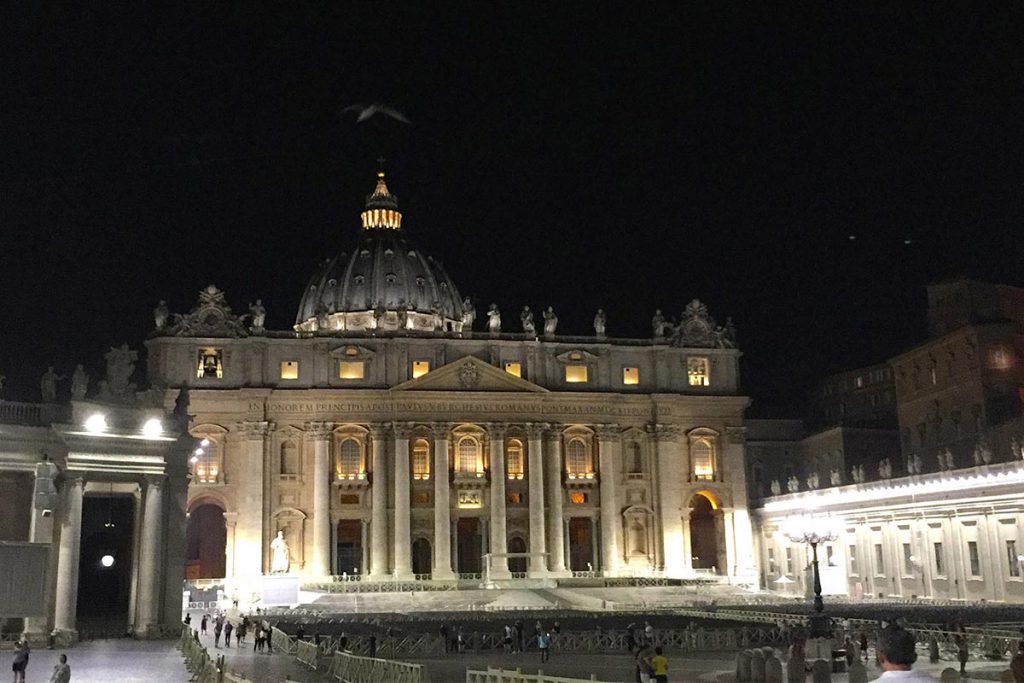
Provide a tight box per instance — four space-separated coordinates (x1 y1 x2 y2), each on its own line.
456 517 482 574
507 536 527 573
77 495 135 636
336 519 363 575
412 538 432 576
186 502 226 579
568 517 594 571
689 493 719 571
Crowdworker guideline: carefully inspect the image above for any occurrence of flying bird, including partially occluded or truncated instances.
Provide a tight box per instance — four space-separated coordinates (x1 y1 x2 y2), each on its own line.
342 103 411 124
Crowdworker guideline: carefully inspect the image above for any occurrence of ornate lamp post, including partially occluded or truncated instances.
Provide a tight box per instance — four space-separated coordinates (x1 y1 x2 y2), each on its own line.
787 529 838 638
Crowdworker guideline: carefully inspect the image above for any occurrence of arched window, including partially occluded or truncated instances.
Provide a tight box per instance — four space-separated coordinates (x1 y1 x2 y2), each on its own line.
280 440 299 476
692 437 715 481
506 439 525 480
566 438 592 478
336 439 363 479
194 440 221 484
457 436 482 475
412 438 430 480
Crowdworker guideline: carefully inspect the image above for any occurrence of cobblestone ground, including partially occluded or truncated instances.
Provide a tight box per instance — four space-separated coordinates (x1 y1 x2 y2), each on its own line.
10 639 186 683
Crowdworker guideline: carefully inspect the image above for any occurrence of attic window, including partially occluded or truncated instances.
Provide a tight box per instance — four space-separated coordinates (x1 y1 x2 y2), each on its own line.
328 278 338 287
385 273 397 284
354 275 365 285
384 248 394 257
565 365 588 383
622 367 639 385
416 276 425 287
339 361 365 380
412 360 430 378
440 282 448 290
408 251 417 258
504 362 522 378
280 361 299 380
196 348 224 379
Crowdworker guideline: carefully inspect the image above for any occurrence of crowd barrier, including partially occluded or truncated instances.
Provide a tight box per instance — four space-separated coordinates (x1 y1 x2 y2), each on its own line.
321 649 429 683
466 668 613 683
177 624 253 683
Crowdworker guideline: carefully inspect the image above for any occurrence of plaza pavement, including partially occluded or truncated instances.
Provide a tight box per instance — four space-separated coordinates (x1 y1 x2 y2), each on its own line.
9 639 187 683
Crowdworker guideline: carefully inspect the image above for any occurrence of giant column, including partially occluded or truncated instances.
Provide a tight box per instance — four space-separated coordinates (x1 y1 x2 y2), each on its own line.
136 476 165 637
544 426 567 573
596 425 623 575
24 479 56 638
487 423 510 579
651 424 685 577
53 477 83 639
392 423 413 580
432 423 455 579
237 421 271 576
525 423 548 577
369 426 390 579
307 421 333 578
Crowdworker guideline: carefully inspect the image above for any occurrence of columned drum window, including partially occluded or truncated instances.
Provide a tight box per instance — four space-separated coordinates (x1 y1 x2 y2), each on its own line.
565 438 593 479
506 439 525 480
691 437 715 481
412 438 430 480
456 436 483 476
336 439 363 480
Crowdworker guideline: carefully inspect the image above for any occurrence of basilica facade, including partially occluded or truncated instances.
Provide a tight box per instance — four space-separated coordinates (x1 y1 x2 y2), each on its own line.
150 171 756 585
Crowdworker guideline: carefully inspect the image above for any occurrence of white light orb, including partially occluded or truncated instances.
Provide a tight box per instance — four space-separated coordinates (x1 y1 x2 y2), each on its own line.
190 456 199 464
200 438 210 447
194 448 204 456
84 413 108 434
100 554 115 568
142 418 162 438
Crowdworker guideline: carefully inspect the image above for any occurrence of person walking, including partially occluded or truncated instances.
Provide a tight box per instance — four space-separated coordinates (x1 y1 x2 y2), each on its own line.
538 631 551 663
368 635 377 659
254 627 263 653
223 621 233 648
339 632 349 652
515 620 524 653
957 634 969 676
650 646 669 683
47 653 70 683
635 641 655 683
11 639 29 683
184 613 191 627
235 622 243 648
859 630 869 662
200 614 208 635
214 620 223 648
440 625 449 653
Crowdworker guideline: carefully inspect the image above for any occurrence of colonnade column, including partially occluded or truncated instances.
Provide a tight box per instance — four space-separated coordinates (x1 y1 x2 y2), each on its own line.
136 476 164 636
223 512 238 580
392 423 413 580
525 423 548 577
680 508 693 574
544 426 567 573
369 426 390 579
53 477 84 638
24 478 56 637
432 423 455 579
237 421 271 576
307 421 333 578
596 425 622 575
722 507 737 578
650 424 685 577
487 423 510 579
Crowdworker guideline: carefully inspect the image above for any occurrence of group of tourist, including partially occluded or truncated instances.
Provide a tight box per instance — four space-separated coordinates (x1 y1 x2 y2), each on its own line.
9 639 71 683
187 611 274 653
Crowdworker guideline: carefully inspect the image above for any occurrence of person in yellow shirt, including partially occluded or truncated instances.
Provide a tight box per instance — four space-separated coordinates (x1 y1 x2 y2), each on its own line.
650 646 669 683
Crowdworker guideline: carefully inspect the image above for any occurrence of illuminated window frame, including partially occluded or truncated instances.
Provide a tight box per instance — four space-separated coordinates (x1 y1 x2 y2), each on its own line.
412 438 431 480
339 361 365 380
335 438 366 481
690 435 716 481
622 366 639 385
687 357 709 386
456 436 484 476
564 365 589 383
196 348 224 379
411 360 431 378
191 433 223 484
504 362 522 378
506 439 525 480
280 361 299 380
565 437 594 479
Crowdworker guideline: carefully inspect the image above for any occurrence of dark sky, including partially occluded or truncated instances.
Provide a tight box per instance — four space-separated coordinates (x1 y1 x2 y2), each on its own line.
2 4 1022 412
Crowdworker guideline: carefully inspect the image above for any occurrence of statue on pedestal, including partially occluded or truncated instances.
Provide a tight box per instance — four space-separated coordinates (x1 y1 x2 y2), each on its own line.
248 299 266 331
652 309 667 339
153 300 169 330
40 367 65 403
460 297 475 330
520 306 536 334
806 471 819 490
829 468 842 487
786 476 799 493
270 530 290 574
487 304 501 334
878 458 892 479
593 309 607 338
770 479 781 496
973 439 992 465
397 301 409 329
70 365 89 401
315 303 330 331
851 464 865 484
542 306 558 337
97 344 137 402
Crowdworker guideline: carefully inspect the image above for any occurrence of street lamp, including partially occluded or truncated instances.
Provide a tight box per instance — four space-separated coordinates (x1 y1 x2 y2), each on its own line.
786 529 838 638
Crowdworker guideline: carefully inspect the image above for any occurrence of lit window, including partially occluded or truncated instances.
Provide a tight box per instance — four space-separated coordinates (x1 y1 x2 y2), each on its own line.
968 541 981 576
280 440 299 475
457 436 483 476
622 367 639 385
504 362 522 378
335 439 364 480
193 439 220 484
280 361 299 380
565 438 593 478
687 357 709 386
412 360 430 378
339 361 365 380
196 348 224 379
569 492 588 504
564 365 588 383
412 439 430 480
412 491 430 505
506 439 525 479
691 438 715 481
1007 540 1020 577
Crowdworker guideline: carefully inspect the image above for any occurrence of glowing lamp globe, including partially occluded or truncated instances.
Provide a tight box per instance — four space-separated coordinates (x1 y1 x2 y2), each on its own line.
100 554 115 568
142 418 162 438
84 413 108 434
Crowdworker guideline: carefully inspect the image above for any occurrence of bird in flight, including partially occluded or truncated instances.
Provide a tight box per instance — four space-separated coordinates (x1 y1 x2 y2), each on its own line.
342 103 411 124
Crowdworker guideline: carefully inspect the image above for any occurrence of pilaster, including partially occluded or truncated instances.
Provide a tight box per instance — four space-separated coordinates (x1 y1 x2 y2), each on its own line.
53 477 84 641
431 422 455 579
525 422 548 577
487 423 510 579
392 422 414 580
305 421 334 578
235 420 272 576
596 424 623 574
136 475 165 637
369 425 390 578
649 423 686 577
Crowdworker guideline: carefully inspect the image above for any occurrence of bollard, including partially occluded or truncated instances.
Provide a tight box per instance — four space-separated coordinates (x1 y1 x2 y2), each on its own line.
752 648 767 682
847 660 868 683
939 669 960 683
766 651 783 683
737 650 753 682
810 659 831 683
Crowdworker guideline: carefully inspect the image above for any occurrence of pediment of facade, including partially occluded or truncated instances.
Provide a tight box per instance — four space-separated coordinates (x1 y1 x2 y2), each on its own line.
392 356 548 393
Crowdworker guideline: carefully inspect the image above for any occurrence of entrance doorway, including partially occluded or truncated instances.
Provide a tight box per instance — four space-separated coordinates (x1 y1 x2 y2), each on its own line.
456 517 482 574
336 520 363 576
185 502 226 579
412 538 432 576
568 517 594 571
689 493 719 571
507 537 527 573
77 495 135 636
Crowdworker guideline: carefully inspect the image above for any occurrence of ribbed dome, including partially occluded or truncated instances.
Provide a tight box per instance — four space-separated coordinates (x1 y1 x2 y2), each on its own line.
294 171 466 333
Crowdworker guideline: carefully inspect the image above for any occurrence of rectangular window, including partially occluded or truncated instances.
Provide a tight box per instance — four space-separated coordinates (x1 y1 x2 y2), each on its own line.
280 361 299 380
564 365 588 383
687 357 710 386
506 441 525 480
412 440 430 480
504 362 522 378
933 542 944 575
622 367 639 385
196 348 224 379
339 361 365 380
785 547 794 574
1007 540 1020 578
411 360 430 378
874 543 884 574
826 545 835 567
767 548 776 574
849 545 858 575
902 543 914 574
968 541 981 577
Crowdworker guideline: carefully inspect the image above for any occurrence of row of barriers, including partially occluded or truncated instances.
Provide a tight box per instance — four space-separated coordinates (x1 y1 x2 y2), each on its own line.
177 625 252 683
465 668 614 683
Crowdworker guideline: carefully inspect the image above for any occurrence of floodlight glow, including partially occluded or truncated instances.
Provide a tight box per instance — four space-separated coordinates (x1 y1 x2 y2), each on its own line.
190 456 199 464
100 554 115 568
194 448 204 456
142 418 162 438
84 413 108 434
200 438 210 447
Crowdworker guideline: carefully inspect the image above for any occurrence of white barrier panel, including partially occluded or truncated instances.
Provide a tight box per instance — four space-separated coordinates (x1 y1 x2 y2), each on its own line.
262 574 300 606
466 668 613 683
0 542 49 617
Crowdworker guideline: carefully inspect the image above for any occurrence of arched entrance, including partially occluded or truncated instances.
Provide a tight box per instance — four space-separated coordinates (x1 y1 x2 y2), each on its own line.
336 519 363 576
78 495 135 634
186 502 226 579
689 493 719 571
507 537 527 574
412 538 432 576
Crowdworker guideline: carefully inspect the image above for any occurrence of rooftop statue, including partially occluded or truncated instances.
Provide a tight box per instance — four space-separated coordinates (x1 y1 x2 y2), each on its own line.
461 297 476 330
543 306 558 337
770 479 782 496
487 304 501 334
878 457 892 479
829 468 842 487
315 302 330 331
70 364 89 401
652 309 668 339
670 299 738 348
1013 436 1024 461
97 344 138 402
373 302 386 326
166 285 248 338
806 471 819 490
153 300 169 330
40 366 65 403
248 299 266 332
593 309 607 338
521 306 536 335
938 448 955 471
786 475 799 493
397 300 409 329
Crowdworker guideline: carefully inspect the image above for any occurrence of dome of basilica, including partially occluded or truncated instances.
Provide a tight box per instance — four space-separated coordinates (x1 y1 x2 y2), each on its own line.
294 172 468 333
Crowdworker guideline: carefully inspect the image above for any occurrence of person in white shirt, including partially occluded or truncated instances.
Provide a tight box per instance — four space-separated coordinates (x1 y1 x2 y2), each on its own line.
876 626 936 681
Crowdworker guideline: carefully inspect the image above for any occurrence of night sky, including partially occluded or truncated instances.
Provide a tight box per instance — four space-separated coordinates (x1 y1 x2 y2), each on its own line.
2 5 1022 413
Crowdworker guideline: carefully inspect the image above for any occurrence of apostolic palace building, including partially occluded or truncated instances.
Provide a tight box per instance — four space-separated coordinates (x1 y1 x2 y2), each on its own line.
2 167 1023 644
